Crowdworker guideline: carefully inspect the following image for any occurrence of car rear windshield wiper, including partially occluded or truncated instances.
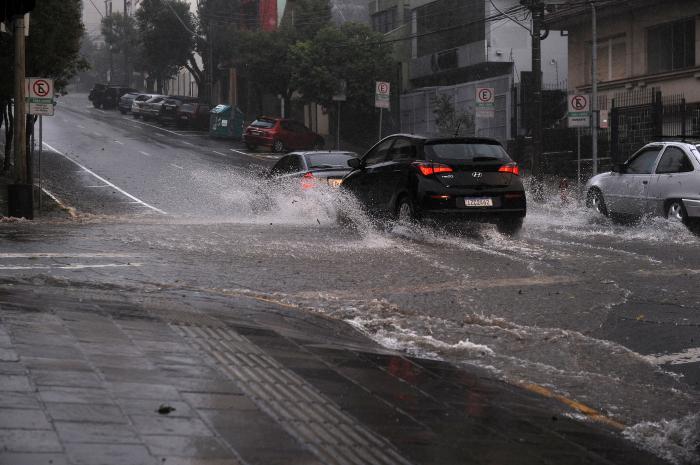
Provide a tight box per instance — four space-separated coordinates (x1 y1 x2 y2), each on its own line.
472 156 501 162
312 164 345 169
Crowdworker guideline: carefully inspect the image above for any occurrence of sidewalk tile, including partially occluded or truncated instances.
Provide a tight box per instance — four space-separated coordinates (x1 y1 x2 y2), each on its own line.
0 375 32 391
143 435 231 458
109 382 180 400
181 393 257 411
0 452 69 465
54 421 141 444
0 408 52 429
45 402 127 423
30 369 103 388
152 459 242 465
89 355 155 370
118 399 195 417
0 391 40 409
65 443 157 465
38 386 116 405
0 360 23 374
129 415 212 436
0 429 62 452
0 349 18 362
22 357 92 372
13 344 83 360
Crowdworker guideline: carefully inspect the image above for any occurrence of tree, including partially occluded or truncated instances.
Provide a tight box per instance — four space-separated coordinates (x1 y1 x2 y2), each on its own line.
432 94 474 136
279 0 332 41
0 0 86 171
290 23 393 113
101 12 138 85
135 0 196 93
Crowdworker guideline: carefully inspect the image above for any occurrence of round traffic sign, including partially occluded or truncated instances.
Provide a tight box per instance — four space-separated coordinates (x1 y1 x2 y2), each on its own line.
478 88 493 103
570 95 588 111
376 82 389 94
32 79 51 98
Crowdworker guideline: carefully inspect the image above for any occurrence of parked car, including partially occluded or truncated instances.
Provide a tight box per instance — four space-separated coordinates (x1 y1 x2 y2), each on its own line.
158 96 198 125
243 117 324 153
340 135 527 235
253 151 357 212
586 140 700 234
118 92 142 114
176 102 211 130
141 96 168 120
90 85 138 109
131 94 165 119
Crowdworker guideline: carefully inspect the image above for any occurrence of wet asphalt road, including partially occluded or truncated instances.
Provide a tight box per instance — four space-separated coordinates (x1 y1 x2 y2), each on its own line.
2 93 700 462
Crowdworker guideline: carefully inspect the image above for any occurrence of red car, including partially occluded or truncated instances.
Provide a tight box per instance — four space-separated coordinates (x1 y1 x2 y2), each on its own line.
243 117 324 153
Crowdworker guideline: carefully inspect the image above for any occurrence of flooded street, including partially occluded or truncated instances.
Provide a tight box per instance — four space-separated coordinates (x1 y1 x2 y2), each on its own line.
1 95 699 464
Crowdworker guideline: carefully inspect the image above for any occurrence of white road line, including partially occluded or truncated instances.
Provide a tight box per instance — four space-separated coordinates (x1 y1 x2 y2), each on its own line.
646 347 700 366
0 263 142 270
42 142 168 215
114 140 124 145
182 141 194 146
228 148 264 160
139 151 151 157
129 118 184 137
0 253 135 258
212 150 227 157
85 185 109 188
93 132 102 137
39 187 78 218
170 163 184 170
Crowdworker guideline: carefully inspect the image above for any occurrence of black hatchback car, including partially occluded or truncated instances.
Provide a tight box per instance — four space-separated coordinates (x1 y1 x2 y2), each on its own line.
341 135 526 235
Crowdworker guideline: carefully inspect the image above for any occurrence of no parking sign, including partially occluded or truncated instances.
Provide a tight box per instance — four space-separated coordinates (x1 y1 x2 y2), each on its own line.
26 77 54 116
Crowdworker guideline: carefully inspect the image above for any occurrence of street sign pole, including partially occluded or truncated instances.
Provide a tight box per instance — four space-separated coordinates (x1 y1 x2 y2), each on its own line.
337 101 341 150
378 108 383 141
374 81 390 140
577 127 581 196
39 116 43 211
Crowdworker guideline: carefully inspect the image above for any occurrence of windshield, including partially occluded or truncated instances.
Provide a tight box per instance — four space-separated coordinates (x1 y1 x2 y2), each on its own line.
251 118 276 128
305 153 354 168
424 142 511 162
179 103 194 112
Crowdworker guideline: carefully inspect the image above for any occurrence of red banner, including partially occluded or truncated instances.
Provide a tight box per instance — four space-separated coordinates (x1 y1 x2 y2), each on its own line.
259 0 277 31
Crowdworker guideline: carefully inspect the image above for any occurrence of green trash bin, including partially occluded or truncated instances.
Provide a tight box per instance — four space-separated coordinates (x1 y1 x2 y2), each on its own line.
209 105 245 140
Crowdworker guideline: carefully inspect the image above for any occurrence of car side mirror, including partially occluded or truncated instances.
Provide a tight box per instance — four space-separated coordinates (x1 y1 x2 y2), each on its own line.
612 163 625 174
347 158 362 169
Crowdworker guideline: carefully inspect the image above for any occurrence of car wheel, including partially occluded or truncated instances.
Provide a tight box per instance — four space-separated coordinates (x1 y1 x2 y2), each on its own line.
666 200 687 223
245 143 256 151
396 196 416 223
587 188 608 216
313 137 324 150
272 139 285 153
119 109 127 115
496 217 524 236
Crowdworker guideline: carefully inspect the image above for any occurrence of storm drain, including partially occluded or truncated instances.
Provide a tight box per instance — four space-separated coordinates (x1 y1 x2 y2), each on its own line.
172 324 412 465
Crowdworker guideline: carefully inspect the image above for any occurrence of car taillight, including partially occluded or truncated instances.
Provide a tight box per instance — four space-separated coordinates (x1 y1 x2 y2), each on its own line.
413 162 453 176
498 163 520 176
301 172 315 189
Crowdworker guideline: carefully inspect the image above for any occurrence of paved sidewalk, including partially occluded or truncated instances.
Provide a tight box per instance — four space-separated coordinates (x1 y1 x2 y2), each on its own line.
0 283 669 465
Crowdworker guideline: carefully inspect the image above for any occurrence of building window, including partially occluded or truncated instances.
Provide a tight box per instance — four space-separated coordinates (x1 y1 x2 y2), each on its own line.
585 36 626 83
416 0 485 57
647 18 696 74
372 7 397 34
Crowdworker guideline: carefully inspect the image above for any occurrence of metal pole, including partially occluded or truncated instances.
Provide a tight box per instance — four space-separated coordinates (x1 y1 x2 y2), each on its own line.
208 23 214 105
39 116 42 211
531 1 543 184
336 101 341 150
378 108 383 141
123 0 129 86
591 1 598 175
577 127 581 194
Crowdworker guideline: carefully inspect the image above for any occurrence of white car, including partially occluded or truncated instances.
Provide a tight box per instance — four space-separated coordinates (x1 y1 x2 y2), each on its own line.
585 140 700 235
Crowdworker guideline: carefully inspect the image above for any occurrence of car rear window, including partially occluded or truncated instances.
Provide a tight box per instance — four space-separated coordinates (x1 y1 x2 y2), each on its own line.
424 142 511 162
147 97 164 103
251 118 276 129
305 153 354 168
180 104 194 112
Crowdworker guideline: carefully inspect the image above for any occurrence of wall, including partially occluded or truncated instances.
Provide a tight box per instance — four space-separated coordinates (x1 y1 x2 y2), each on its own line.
567 0 700 102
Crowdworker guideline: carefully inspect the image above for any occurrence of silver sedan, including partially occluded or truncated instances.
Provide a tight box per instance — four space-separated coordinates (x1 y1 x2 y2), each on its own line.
585 141 700 235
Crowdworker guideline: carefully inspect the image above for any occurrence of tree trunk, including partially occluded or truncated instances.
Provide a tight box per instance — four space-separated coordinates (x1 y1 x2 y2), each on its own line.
3 102 13 173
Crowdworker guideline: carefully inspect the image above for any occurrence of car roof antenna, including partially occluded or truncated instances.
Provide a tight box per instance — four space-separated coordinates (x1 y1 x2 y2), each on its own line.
454 121 462 137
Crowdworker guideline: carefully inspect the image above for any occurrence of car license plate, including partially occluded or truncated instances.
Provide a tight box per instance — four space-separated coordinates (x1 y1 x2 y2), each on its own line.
327 178 342 188
464 198 493 207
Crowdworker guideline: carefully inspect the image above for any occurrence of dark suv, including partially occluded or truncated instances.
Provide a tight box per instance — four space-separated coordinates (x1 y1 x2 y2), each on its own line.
89 84 138 109
341 135 527 235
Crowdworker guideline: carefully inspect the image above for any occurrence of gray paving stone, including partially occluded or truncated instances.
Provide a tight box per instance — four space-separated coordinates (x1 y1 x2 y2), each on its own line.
170 378 243 394
45 402 127 423
38 386 116 405
129 415 213 436
0 375 31 391
109 382 180 400
89 355 155 370
22 357 92 372
0 452 69 465
143 435 232 458
0 391 40 409
133 341 193 353
54 421 141 444
181 393 257 411
0 429 62 452
0 348 18 362
13 344 83 360
0 408 52 429
78 342 143 357
99 366 171 384
65 443 157 465
30 369 103 388
152 458 242 465
0 360 24 374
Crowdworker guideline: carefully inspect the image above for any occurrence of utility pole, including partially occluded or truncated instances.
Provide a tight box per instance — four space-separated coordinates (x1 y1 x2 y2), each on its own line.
123 0 129 86
105 0 113 83
208 22 214 105
590 1 598 175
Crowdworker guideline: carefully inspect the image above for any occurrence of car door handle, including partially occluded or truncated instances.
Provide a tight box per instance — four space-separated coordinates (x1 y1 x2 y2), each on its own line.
642 181 648 185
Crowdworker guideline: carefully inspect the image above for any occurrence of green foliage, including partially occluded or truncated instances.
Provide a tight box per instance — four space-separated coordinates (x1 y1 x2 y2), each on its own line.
290 23 393 114
432 94 474 136
101 12 138 56
135 0 196 90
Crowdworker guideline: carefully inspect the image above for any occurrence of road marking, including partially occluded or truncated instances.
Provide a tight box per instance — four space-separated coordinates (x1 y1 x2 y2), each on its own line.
42 142 168 215
77 124 85 129
182 141 194 146
139 151 151 157
114 140 124 145
212 150 227 157
228 148 267 161
85 185 109 188
129 118 185 137
0 263 142 270
93 132 102 137
170 163 184 170
645 347 700 366
0 253 135 258
39 187 78 218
